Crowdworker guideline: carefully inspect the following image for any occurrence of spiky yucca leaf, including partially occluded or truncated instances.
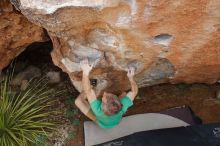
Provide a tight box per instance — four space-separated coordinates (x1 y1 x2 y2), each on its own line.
0 71 61 146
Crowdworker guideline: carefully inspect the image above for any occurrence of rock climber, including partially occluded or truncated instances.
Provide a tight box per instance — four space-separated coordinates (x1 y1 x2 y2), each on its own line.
75 59 138 129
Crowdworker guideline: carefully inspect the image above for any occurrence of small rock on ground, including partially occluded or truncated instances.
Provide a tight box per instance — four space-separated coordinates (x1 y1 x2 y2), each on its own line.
216 90 220 99
46 71 61 83
20 80 29 91
11 65 41 85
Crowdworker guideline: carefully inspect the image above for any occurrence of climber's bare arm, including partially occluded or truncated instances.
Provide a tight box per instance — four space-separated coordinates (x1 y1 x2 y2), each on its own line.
80 59 97 103
126 67 138 101
119 91 127 99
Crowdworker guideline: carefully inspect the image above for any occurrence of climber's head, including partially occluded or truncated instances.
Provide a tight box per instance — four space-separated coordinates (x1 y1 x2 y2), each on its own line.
102 92 122 116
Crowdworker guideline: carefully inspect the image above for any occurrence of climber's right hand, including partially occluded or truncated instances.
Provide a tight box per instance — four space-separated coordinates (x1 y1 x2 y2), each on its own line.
80 58 94 75
126 67 135 79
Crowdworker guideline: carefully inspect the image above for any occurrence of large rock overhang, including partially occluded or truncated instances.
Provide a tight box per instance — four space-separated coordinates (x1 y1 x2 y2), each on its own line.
14 0 220 95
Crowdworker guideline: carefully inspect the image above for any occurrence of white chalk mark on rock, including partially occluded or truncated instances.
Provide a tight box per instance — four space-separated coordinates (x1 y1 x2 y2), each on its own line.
115 12 132 28
20 0 120 14
61 57 80 72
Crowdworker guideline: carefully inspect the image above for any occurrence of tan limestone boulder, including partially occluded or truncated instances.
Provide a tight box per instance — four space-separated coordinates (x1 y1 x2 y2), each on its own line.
16 0 220 95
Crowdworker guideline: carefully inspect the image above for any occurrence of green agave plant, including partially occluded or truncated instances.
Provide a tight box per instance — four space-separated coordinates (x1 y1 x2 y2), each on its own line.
0 69 61 146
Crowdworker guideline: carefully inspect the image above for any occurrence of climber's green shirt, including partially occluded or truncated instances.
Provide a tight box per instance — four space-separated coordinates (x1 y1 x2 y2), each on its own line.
90 96 133 129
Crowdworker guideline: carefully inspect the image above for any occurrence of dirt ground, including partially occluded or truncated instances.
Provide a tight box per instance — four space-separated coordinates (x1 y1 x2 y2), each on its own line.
11 41 220 146
68 83 220 146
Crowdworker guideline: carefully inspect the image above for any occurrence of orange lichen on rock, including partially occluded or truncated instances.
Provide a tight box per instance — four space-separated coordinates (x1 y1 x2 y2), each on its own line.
0 1 47 70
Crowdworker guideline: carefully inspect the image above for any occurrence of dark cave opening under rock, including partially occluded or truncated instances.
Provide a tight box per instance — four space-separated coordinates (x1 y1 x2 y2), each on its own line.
0 40 78 95
14 41 54 71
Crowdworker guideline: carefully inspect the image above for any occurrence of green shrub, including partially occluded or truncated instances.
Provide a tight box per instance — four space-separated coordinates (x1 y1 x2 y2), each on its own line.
0 70 61 146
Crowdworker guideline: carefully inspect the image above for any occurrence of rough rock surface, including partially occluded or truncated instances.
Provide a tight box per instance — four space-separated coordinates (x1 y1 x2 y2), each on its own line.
0 1 47 70
16 0 220 95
